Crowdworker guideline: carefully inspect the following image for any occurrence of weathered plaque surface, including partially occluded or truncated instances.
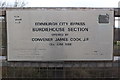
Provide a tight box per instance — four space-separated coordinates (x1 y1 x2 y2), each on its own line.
7 9 114 61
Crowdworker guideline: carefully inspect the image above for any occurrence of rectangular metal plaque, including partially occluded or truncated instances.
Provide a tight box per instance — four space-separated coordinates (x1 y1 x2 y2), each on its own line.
7 9 114 61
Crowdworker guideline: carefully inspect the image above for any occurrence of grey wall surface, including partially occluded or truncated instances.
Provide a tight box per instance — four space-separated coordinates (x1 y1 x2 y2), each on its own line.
0 8 119 79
